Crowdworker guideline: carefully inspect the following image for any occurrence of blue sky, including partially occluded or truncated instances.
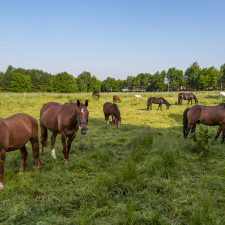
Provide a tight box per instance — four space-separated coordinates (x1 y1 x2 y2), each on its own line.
0 0 224 80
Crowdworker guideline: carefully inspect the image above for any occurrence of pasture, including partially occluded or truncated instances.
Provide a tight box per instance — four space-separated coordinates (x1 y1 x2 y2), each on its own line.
0 91 225 224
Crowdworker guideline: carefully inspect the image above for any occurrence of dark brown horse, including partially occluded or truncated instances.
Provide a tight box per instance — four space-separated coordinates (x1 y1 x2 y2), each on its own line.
113 95 121 103
183 103 225 142
40 99 89 164
147 97 170 110
103 102 121 127
0 113 40 188
178 93 198 106
92 91 100 98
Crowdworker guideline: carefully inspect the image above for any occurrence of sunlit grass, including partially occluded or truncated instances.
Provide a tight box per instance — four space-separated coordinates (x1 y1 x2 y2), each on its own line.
0 91 225 224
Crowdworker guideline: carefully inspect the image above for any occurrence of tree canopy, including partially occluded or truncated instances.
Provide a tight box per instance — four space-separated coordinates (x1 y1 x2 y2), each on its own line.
0 62 225 92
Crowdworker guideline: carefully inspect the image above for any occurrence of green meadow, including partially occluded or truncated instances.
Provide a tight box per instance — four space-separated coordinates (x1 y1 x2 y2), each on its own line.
0 91 225 224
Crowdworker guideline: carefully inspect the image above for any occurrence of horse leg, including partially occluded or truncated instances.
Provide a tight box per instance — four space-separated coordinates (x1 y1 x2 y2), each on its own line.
19 146 28 173
66 134 76 160
30 138 41 170
105 114 109 125
221 124 225 143
51 132 58 159
214 125 222 141
61 132 68 164
0 149 6 188
191 99 193 105
150 103 152 110
112 115 115 127
191 124 197 141
184 124 194 139
40 125 48 155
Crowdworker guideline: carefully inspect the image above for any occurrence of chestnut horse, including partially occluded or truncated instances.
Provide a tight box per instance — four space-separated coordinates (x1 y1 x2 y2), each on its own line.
178 93 198 106
113 95 121 103
103 102 121 127
92 91 100 98
40 99 89 164
183 103 225 142
0 113 40 188
147 97 170 110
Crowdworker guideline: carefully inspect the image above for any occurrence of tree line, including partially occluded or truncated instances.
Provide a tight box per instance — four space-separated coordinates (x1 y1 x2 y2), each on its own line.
0 62 225 93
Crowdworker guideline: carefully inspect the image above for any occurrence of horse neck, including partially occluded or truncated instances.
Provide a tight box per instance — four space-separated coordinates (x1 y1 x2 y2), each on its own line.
116 109 120 119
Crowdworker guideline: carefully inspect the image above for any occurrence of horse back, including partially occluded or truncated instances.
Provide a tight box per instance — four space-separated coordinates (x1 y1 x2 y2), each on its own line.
188 105 225 126
1 113 38 151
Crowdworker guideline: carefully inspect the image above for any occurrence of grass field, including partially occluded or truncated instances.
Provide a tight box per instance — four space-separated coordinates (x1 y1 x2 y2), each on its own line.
0 91 225 224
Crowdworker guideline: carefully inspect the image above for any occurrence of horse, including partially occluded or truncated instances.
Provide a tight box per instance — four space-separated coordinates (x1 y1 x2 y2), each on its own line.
135 94 141 99
183 103 225 143
147 97 170 110
40 99 89 164
103 102 121 127
178 93 198 106
92 91 100 98
113 95 121 103
219 92 225 99
0 113 40 188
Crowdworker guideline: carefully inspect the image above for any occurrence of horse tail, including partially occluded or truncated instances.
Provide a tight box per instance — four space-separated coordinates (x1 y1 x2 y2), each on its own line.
183 108 190 138
40 107 48 147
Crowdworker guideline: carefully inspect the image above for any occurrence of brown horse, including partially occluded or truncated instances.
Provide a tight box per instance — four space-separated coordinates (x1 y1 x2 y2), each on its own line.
178 93 198 106
113 95 121 103
92 91 100 98
103 102 121 127
0 113 40 188
183 103 225 142
40 99 89 164
147 97 170 110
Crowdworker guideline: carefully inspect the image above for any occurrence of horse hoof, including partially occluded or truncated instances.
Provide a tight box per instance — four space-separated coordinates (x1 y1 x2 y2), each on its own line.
0 183 4 189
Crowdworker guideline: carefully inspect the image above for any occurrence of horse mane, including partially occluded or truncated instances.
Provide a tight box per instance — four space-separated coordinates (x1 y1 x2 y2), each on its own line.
160 97 170 106
192 93 197 100
218 103 225 108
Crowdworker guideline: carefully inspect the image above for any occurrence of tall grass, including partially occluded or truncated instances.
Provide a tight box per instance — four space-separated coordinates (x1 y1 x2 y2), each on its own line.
0 92 225 224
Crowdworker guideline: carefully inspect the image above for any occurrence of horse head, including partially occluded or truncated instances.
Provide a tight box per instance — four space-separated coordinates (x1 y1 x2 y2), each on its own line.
77 99 89 134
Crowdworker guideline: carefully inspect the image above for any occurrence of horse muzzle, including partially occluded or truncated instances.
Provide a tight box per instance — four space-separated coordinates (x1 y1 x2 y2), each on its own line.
81 128 88 134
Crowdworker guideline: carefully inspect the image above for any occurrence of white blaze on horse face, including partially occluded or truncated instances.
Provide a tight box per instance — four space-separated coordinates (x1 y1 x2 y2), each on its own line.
81 108 84 114
0 183 3 189
51 148 56 159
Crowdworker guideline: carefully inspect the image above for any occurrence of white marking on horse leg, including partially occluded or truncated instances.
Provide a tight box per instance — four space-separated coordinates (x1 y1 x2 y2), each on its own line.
51 148 56 159
107 120 109 125
0 183 3 188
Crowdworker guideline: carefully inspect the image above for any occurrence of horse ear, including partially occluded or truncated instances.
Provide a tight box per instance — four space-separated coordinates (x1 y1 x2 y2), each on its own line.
77 99 80 107
85 99 88 107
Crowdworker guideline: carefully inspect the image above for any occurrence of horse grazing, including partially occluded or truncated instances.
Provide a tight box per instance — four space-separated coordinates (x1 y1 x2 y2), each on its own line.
103 102 121 127
219 92 225 99
178 93 198 106
92 91 100 98
147 97 170 110
113 95 121 103
40 99 89 164
0 113 40 188
135 94 141 99
183 103 225 143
